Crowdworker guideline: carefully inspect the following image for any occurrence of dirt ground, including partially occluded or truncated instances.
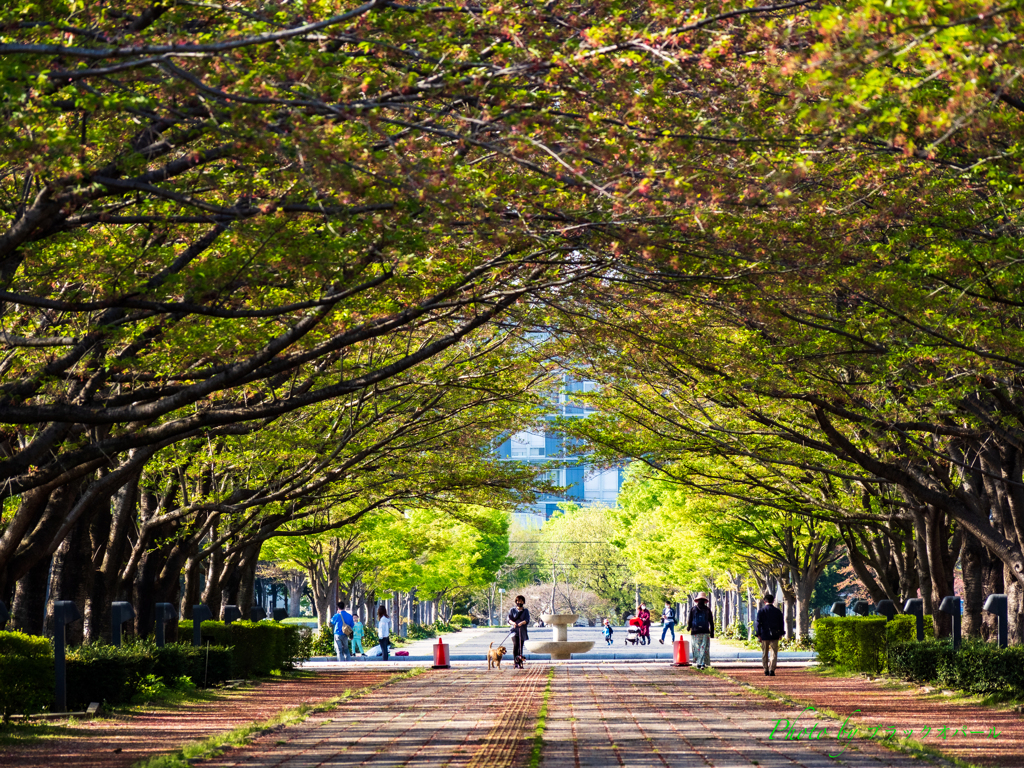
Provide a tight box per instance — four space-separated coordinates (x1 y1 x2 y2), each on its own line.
723 665 1024 768
0 669 398 768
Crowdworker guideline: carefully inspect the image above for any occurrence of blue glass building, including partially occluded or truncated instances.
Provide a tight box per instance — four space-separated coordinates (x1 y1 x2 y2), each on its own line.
496 376 624 527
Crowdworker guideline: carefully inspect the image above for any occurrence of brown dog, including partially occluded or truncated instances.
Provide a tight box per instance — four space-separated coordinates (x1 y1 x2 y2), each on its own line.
487 642 508 670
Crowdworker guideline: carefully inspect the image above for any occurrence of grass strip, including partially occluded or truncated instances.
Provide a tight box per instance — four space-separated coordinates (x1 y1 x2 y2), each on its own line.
135 667 425 768
527 667 556 768
709 667 983 768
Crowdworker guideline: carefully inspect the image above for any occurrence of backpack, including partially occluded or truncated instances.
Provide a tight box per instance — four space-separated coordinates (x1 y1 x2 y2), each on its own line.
690 607 710 634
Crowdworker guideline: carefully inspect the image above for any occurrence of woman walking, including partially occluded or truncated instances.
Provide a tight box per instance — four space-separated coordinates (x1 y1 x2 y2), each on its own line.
377 604 393 661
637 602 651 645
686 592 715 669
507 595 530 669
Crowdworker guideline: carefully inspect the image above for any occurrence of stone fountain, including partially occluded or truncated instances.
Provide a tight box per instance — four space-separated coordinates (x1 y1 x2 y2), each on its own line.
525 614 595 660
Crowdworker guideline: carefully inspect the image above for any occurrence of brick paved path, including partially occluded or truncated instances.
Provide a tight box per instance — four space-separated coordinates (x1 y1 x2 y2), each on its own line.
202 665 954 768
204 665 549 768
542 666 945 768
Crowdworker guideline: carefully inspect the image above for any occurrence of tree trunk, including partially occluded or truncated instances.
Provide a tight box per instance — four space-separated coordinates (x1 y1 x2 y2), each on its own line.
961 531 988 639
794 575 815 640
11 555 51 636
287 575 304 618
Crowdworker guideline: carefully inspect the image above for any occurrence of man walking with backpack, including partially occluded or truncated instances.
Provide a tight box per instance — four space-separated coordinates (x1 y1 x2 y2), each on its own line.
686 592 714 669
755 593 785 676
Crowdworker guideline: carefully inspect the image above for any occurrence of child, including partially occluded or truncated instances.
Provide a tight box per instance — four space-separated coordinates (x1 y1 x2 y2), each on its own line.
352 616 366 657
602 618 613 645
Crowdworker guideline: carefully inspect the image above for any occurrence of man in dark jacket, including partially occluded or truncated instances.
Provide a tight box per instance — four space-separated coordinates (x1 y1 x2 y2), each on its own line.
754 593 785 676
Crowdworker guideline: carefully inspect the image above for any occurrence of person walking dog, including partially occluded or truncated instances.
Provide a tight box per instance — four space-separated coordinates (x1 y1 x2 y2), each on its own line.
686 593 714 668
755 593 785 676
508 595 530 668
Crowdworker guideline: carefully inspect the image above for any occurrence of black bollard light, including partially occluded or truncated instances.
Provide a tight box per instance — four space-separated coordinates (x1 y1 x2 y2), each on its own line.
155 603 177 648
192 604 213 647
983 594 1008 649
272 607 288 622
250 606 267 622
831 601 847 617
939 596 962 650
53 600 81 712
0 599 8 629
223 605 242 624
903 598 925 641
876 600 897 622
852 600 871 616
111 601 135 647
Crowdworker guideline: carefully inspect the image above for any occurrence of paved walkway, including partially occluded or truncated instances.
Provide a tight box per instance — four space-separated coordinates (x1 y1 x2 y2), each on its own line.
198 665 966 768
5 664 1019 767
318 627 814 663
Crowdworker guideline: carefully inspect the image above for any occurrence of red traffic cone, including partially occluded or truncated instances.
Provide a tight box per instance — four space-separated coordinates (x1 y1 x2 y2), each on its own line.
432 636 450 668
672 638 690 666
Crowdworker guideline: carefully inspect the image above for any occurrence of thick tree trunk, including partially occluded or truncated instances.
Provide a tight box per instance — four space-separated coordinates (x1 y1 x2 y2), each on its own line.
11 555 51 636
794 576 815 640
234 542 261 615
961 531 988 639
287 576 304 618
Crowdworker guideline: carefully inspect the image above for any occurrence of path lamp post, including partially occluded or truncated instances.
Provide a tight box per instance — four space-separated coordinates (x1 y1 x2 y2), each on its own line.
938 596 962 650
831 601 847 617
111 601 135 647
983 594 1008 649
903 598 925 641
223 605 242 624
250 606 267 622
876 600 897 622
53 600 81 713
192 604 213 647
0 599 8 629
155 603 177 648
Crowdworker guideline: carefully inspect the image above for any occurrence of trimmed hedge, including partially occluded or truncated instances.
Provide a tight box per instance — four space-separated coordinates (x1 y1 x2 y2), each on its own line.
0 630 54 720
178 619 301 677
888 639 1024 696
66 641 233 709
813 615 915 673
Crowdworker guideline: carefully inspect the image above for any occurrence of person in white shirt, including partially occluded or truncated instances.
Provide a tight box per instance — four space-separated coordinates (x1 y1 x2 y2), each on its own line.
377 604 392 661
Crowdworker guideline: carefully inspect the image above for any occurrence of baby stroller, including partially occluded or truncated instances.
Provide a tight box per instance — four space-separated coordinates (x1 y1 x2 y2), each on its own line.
626 618 641 645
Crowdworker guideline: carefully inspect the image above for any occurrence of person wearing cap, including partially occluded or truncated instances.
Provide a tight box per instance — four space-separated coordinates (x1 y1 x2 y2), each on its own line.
686 592 715 668
755 592 785 676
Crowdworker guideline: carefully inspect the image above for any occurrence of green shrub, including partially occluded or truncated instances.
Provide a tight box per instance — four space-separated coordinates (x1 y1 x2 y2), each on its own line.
153 642 232 688
178 620 300 677
362 624 379 649
813 617 838 666
406 623 436 641
66 640 156 709
450 614 473 628
308 625 335 656
887 639 1024 697
812 616 888 673
0 630 54 720
887 639 949 682
885 615 916 650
